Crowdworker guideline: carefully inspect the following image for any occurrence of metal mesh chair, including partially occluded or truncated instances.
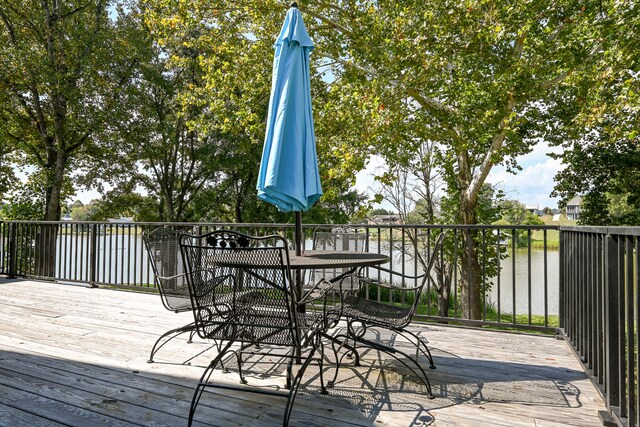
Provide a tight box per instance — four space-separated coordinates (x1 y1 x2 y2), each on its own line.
142 227 198 363
307 226 367 291
328 231 446 398
179 230 333 426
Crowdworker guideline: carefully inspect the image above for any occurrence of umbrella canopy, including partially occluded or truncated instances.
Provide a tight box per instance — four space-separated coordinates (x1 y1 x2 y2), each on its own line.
257 4 322 214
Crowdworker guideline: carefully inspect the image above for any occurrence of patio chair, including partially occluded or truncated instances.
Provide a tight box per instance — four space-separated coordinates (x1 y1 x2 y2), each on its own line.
142 227 198 363
328 230 446 399
179 230 333 427
307 226 367 292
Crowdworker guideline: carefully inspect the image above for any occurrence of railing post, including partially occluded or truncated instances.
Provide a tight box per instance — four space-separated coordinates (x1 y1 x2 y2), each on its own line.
88 223 98 288
7 222 17 279
604 233 620 412
558 229 564 330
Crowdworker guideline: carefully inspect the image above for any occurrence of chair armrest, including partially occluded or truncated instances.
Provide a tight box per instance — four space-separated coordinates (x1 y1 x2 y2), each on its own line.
156 272 187 282
356 275 423 291
356 265 425 280
298 279 334 305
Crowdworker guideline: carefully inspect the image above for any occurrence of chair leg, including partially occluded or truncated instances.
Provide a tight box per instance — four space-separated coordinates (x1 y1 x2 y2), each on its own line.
282 344 321 427
148 322 197 363
316 335 328 395
327 330 363 387
188 340 235 426
350 332 436 399
394 328 436 369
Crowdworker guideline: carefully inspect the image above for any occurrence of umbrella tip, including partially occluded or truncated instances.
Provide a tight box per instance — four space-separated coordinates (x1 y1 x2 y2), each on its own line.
289 1 298 8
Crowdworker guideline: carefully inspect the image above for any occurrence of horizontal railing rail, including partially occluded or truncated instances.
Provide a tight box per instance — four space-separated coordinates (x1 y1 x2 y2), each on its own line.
560 226 639 427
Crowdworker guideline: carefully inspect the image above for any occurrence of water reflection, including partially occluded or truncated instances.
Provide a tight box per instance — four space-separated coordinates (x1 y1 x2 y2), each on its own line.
364 242 559 316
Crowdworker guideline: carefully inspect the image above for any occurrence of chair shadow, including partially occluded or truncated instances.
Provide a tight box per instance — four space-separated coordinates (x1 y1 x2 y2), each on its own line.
140 324 591 426
280 326 591 426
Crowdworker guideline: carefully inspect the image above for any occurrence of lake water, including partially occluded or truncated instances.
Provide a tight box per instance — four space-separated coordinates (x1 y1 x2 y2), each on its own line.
48 234 560 316
489 248 559 316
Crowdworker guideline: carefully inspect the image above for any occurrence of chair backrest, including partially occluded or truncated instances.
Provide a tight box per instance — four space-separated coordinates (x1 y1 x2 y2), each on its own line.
312 226 366 252
406 231 446 322
179 230 303 347
142 227 192 313
309 226 366 288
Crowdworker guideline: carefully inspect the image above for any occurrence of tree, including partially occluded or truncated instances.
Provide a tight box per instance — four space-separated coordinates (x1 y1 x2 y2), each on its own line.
547 1 639 225
141 1 602 319
0 143 16 200
494 198 544 246
0 1 134 221
291 1 602 319
142 0 374 225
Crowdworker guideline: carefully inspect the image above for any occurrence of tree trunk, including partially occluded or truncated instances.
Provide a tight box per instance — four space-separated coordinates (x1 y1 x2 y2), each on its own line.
459 195 482 320
37 152 66 277
437 268 450 319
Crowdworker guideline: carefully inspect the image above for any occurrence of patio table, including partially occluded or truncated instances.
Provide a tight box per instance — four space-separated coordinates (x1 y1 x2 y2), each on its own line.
211 250 389 293
209 250 389 313
211 250 388 271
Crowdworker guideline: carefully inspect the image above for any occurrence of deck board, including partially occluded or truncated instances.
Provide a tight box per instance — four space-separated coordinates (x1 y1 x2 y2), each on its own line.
0 277 605 426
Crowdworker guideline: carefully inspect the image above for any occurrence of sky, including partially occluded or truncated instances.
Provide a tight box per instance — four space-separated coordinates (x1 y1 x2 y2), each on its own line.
354 139 564 210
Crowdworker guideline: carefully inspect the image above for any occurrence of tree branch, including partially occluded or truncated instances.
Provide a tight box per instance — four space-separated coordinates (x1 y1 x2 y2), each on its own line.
325 54 458 116
0 8 16 44
466 33 526 200
298 6 352 36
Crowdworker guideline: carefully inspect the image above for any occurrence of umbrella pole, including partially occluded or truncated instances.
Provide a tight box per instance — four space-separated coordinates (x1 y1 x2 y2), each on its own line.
295 211 303 256
294 211 305 358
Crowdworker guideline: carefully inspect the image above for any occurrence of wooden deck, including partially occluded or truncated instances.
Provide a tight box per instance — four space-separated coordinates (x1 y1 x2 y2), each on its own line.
0 278 605 426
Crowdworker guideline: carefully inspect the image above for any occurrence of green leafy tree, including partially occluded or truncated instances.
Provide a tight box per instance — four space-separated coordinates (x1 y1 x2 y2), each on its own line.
494 198 544 246
547 1 638 225
141 0 605 319
0 1 136 221
293 1 603 319
550 114 640 226
0 144 16 200
142 0 372 225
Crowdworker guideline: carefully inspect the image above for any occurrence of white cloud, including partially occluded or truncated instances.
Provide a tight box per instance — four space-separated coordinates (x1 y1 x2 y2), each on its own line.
488 140 564 208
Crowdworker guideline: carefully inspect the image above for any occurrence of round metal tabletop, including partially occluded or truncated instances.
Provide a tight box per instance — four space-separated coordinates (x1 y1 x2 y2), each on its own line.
288 250 388 270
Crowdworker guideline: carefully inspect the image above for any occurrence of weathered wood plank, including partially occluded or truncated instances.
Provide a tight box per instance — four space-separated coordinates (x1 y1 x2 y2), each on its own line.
0 402 68 427
0 278 606 426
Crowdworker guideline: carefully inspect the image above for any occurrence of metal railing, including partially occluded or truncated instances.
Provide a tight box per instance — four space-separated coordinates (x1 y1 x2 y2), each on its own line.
560 226 639 427
3 219 636 424
1 220 559 330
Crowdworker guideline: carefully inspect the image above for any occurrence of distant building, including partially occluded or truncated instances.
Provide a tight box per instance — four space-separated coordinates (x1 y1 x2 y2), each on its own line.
368 214 401 225
525 205 544 216
566 196 583 220
107 217 134 224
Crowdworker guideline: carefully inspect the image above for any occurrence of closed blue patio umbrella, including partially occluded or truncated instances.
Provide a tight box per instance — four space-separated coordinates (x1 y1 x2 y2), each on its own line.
257 2 322 255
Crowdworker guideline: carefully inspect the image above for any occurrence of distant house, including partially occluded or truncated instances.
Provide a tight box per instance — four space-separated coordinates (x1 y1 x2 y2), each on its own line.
368 214 401 225
107 217 134 224
566 196 583 220
525 206 544 216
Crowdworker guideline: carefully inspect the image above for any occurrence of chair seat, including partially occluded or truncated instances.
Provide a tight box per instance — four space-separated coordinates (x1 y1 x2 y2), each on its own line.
231 306 324 347
164 293 192 312
338 295 411 329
